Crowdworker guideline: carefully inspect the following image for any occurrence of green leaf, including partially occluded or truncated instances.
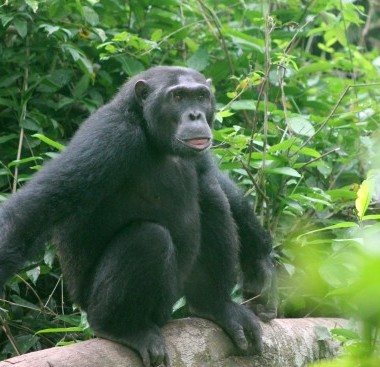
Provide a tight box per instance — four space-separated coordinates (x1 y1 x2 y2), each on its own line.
11 295 40 311
57 341 76 346
331 328 360 340
268 138 300 153
327 189 357 201
72 75 90 98
265 167 301 178
151 29 163 42
0 74 23 88
0 97 16 108
362 214 380 221
93 27 107 42
13 18 28 38
26 266 40 285
230 100 256 111
14 335 39 354
298 222 359 238
39 24 60 37
35 327 84 335
44 244 56 268
83 6 99 26
298 147 321 158
20 118 40 131
297 62 333 76
62 44 94 77
290 194 331 207
32 134 65 151
0 134 18 144
0 14 14 27
288 115 315 137
8 156 43 168
223 28 265 53
25 0 38 12
56 314 82 326
116 56 145 76
186 47 209 71
217 110 235 118
220 162 242 170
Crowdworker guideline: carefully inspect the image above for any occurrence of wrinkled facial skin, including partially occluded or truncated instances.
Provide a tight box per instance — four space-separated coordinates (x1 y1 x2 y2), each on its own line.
135 71 215 157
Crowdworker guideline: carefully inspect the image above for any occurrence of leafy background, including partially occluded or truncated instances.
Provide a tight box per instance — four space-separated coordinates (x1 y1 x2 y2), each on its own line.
0 0 380 365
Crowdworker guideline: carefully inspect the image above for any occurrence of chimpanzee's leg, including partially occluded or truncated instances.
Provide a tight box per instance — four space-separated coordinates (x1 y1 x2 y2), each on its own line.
185 175 263 355
86 222 178 367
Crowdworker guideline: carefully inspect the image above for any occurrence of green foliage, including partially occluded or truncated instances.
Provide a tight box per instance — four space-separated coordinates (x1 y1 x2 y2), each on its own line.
1 0 380 364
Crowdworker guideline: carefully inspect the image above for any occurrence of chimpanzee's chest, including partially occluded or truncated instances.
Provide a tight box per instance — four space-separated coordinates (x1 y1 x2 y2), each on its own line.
113 155 199 240
120 155 201 273
136 157 197 208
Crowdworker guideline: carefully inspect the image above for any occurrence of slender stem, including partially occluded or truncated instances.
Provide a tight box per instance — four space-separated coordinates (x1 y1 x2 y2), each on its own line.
241 161 269 202
13 37 30 193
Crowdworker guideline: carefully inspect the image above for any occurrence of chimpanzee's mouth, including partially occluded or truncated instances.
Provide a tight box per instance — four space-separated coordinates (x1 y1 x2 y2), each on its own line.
178 138 212 150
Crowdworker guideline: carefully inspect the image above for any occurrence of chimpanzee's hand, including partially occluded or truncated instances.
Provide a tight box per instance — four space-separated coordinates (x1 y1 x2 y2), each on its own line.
96 325 170 367
207 301 263 355
243 256 278 322
133 327 170 367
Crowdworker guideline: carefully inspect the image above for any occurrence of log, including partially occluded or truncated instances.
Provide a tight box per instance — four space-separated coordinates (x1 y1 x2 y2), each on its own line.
0 318 345 367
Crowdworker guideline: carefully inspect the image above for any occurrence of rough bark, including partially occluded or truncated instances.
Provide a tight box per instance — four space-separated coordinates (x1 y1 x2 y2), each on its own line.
0 318 345 367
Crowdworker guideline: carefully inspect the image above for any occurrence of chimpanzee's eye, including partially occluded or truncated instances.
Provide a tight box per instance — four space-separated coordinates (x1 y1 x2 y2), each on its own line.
173 92 183 102
197 93 206 101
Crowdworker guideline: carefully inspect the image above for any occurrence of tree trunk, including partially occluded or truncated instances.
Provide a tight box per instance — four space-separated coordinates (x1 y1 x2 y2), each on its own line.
0 318 345 367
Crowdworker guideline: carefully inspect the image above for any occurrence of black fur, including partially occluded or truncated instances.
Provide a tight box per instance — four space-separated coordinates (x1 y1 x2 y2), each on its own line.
0 66 276 367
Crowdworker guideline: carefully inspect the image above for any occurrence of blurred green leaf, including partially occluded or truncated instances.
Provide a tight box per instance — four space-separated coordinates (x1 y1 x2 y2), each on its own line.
186 46 209 71
265 167 301 178
13 18 28 38
288 115 315 137
355 178 374 220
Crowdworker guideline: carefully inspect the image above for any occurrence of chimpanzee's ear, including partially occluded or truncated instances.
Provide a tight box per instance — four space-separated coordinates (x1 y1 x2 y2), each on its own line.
134 80 149 106
206 78 212 88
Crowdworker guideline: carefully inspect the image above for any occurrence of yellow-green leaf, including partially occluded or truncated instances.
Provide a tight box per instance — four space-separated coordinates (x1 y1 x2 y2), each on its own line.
355 178 374 220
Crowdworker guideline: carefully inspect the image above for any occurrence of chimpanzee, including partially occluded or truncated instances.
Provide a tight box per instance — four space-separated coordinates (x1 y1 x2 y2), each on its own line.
0 66 276 367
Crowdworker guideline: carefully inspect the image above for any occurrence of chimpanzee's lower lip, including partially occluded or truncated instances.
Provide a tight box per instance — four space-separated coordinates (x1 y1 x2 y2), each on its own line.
179 138 211 150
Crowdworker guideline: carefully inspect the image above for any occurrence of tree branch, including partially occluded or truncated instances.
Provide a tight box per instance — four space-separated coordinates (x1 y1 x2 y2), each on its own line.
0 318 346 367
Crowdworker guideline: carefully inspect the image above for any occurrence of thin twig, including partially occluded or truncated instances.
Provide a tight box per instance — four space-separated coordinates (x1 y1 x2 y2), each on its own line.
241 160 269 202
0 315 21 355
247 16 275 167
15 275 44 307
258 14 272 223
298 148 340 170
277 16 317 145
44 274 63 310
196 0 234 74
241 294 261 305
246 71 271 166
339 0 358 91
12 129 25 193
179 3 187 62
360 0 374 47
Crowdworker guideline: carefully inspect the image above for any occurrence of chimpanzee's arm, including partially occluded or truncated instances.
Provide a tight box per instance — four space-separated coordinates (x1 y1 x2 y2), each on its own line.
216 169 278 321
